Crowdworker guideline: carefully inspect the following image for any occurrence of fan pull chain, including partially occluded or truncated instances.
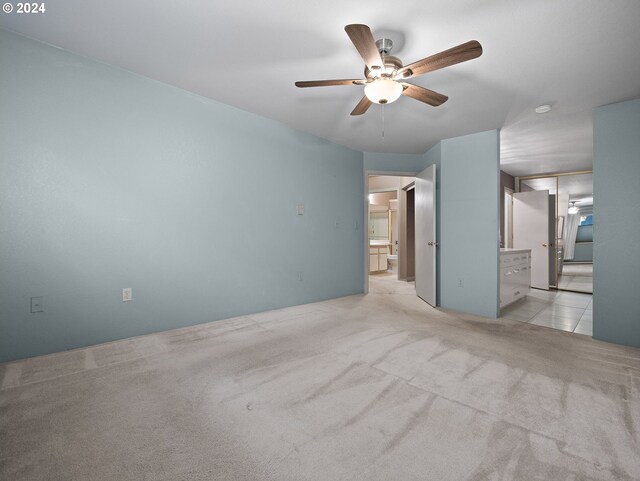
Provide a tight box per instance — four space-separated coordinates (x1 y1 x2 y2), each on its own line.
382 104 385 138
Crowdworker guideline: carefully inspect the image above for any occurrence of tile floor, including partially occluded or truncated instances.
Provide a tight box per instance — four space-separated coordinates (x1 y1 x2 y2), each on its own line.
500 288 593 335
371 272 594 337
557 262 593 293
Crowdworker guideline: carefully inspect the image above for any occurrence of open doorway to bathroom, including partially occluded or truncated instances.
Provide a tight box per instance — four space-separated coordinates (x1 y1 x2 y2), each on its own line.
367 175 416 290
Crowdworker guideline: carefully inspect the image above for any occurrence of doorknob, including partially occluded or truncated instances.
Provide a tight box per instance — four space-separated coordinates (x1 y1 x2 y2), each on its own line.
428 241 433 246
542 243 548 247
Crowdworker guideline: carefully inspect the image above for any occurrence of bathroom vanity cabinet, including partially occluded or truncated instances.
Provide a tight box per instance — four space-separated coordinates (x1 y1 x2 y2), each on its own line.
369 244 389 273
500 248 531 308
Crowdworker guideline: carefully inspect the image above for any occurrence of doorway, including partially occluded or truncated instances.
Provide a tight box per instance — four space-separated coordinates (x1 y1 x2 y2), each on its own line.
515 172 593 294
365 168 437 307
367 175 415 288
404 186 415 281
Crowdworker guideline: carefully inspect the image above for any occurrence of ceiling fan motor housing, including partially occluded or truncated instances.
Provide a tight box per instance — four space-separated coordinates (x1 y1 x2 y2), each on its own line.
364 43 403 79
376 38 394 55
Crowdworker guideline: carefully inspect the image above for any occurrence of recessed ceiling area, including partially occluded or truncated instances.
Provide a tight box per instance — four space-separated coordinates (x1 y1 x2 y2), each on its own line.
1 0 639 177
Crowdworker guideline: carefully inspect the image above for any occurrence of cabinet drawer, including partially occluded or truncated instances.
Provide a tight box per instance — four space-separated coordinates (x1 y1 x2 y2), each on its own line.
501 266 516 279
501 252 531 266
500 285 517 308
500 255 515 268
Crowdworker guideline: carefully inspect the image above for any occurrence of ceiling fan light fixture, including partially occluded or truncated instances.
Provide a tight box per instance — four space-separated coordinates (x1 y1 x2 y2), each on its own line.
568 202 579 214
364 78 403 105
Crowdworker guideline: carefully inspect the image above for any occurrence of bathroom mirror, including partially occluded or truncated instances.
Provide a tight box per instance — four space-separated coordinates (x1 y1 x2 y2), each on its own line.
369 209 390 240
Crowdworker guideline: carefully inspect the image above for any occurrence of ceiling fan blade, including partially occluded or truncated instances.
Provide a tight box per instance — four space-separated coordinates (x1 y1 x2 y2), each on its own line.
350 96 373 116
344 24 384 72
396 40 482 79
401 83 448 106
295 79 365 88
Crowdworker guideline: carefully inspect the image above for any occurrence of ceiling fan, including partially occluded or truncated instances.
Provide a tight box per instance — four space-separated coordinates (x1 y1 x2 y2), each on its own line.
295 24 482 116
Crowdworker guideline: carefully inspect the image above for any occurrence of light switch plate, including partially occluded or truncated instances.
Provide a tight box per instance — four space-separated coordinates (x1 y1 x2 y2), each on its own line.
122 288 132 302
30 296 43 313
296 204 304 215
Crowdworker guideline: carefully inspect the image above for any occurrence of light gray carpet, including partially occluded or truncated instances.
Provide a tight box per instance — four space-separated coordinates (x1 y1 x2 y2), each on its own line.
1 275 639 480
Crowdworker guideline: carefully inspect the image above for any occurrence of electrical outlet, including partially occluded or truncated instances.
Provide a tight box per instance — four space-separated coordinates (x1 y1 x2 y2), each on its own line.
296 204 304 215
122 288 133 302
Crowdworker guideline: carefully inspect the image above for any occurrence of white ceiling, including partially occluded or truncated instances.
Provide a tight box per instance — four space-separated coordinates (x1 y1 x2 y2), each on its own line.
2 0 639 176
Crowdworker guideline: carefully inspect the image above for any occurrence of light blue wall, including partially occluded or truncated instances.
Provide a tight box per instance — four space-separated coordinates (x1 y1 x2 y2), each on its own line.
363 152 428 174
593 98 640 348
423 143 442 305
439 130 500 318
0 30 364 362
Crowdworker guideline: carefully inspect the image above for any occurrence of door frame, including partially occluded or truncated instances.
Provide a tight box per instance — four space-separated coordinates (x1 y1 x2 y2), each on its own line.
364 170 420 294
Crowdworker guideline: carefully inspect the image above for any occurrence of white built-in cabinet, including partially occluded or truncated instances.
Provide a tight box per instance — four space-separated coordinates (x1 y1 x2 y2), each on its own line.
500 248 531 308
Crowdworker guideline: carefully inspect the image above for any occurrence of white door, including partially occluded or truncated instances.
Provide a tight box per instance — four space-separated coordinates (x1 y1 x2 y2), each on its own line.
415 165 436 306
513 190 550 290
